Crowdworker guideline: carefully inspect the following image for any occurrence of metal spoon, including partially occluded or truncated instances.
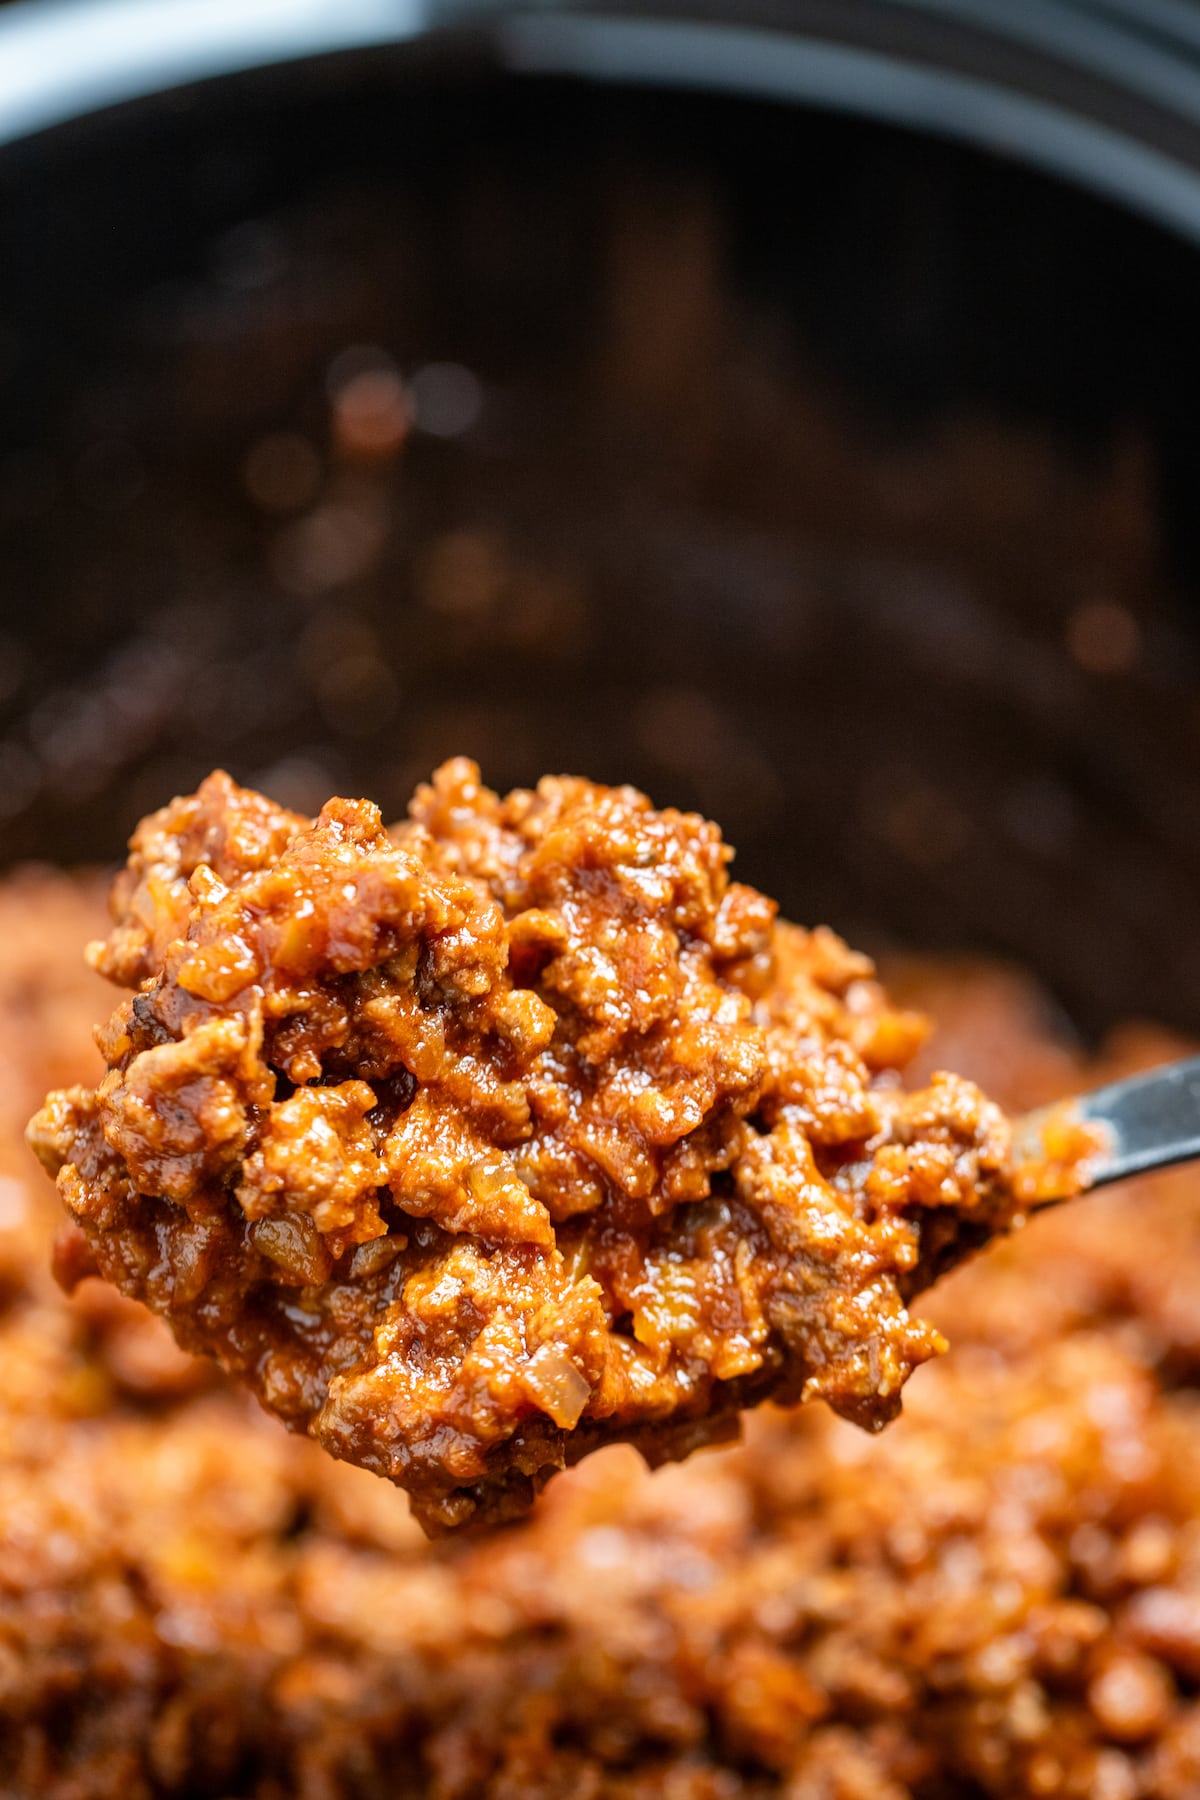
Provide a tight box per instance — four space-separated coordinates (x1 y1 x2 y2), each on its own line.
1012 1054 1200 1203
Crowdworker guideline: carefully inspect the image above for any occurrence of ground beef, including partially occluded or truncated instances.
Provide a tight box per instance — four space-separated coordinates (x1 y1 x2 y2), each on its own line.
26 762 1050 1534
2 871 1199 1797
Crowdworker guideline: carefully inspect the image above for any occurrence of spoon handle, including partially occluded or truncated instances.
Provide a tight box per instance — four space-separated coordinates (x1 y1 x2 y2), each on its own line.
1015 1054 1200 1200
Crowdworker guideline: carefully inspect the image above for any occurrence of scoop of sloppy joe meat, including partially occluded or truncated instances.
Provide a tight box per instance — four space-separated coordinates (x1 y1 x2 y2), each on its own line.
29 758 1039 1534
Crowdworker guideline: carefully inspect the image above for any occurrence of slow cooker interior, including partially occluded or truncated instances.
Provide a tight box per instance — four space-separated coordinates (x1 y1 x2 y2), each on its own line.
2 52 1199 1037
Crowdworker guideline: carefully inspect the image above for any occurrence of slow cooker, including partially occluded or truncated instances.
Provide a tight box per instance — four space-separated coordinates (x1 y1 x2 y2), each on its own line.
2 0 1200 1035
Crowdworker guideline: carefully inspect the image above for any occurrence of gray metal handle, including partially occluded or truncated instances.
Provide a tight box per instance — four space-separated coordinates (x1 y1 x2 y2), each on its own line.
1015 1054 1200 1200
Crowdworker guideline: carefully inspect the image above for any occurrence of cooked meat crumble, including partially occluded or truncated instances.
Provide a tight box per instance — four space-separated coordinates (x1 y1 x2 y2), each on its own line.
3 870 1198 1797
26 760 1063 1534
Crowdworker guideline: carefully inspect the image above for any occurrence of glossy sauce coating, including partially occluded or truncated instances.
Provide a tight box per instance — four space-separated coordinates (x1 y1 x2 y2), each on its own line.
4 878 1199 1797
31 762 1033 1532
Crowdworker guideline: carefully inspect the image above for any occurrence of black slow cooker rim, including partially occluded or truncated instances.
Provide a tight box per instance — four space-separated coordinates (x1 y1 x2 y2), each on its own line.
4 0 1200 243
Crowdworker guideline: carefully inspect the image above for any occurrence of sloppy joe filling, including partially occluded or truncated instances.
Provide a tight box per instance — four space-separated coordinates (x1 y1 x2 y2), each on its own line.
28 760 1084 1533
6 867 1199 1797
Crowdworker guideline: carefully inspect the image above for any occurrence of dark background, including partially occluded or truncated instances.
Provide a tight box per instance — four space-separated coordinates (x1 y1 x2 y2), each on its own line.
2 48 1199 1037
